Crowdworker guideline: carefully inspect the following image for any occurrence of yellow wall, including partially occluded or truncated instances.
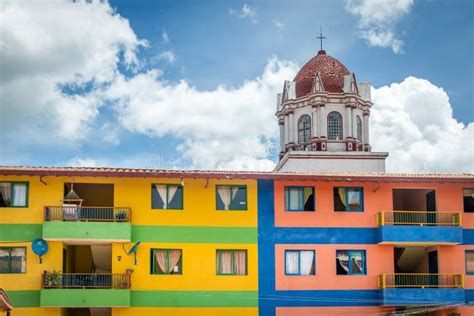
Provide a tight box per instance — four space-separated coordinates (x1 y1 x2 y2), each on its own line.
4 308 61 316
0 175 258 227
0 241 62 290
112 242 258 291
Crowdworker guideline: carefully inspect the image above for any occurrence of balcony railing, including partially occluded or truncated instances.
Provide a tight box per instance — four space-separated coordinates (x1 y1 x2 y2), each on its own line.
44 206 131 222
377 211 461 226
378 273 464 289
42 272 131 289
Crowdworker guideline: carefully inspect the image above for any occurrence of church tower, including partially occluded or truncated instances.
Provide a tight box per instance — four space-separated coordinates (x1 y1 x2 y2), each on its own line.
274 45 388 172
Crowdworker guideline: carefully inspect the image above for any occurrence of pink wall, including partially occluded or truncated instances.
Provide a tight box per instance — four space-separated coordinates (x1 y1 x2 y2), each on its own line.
276 306 394 316
275 244 393 290
274 180 472 228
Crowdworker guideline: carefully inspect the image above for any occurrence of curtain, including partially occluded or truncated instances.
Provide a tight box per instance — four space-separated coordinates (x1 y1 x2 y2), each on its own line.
300 251 315 275
347 189 360 209
155 185 168 209
304 188 313 204
10 248 26 273
350 251 364 274
336 250 349 272
167 186 178 207
338 188 347 208
219 251 233 274
12 183 27 206
285 251 299 274
155 250 167 273
235 251 246 275
0 183 11 206
288 188 302 211
217 186 232 210
0 248 9 272
467 252 474 273
167 250 182 273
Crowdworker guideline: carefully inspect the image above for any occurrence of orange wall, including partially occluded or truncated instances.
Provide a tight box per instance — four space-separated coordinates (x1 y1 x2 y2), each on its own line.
438 245 474 289
275 244 393 290
274 180 473 228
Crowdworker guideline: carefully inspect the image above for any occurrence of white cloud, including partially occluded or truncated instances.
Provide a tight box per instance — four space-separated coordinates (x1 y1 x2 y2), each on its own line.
371 77 474 172
161 30 170 44
0 0 145 148
157 50 177 64
345 0 414 53
99 57 298 170
68 157 101 167
230 4 257 24
273 20 286 30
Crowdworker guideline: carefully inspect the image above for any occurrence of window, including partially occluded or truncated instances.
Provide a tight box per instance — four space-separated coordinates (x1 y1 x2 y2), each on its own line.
356 115 363 142
151 249 182 274
464 189 474 213
336 250 366 275
152 184 183 210
327 111 343 140
216 250 247 275
284 187 315 212
0 248 26 273
466 251 474 275
334 187 364 212
216 185 247 210
0 182 28 207
298 115 311 143
285 250 315 275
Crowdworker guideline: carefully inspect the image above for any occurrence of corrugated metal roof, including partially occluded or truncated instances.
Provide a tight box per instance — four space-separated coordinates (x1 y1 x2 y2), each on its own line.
0 166 473 183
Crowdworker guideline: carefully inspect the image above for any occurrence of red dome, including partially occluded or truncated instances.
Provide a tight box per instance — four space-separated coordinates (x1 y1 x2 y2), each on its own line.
294 50 350 97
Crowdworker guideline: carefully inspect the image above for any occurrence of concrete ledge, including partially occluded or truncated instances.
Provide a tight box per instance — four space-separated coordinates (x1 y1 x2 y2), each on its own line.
381 288 465 306
377 226 463 245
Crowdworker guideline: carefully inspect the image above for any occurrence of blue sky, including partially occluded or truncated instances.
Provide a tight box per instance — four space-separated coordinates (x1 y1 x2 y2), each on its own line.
1 0 473 172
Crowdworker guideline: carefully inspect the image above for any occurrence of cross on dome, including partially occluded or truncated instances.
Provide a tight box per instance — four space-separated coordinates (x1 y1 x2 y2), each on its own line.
316 27 326 52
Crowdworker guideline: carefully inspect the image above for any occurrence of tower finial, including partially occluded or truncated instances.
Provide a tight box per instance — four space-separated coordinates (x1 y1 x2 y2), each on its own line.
316 27 326 52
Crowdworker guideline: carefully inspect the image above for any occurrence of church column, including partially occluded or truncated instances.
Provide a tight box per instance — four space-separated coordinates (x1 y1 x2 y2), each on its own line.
346 106 352 139
311 106 318 138
319 105 327 138
279 118 285 151
363 113 369 144
288 112 294 143
284 115 289 145
352 107 358 140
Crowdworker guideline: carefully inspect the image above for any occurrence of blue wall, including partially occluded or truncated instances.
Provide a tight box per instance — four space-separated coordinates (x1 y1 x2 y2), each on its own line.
378 226 463 244
381 289 465 306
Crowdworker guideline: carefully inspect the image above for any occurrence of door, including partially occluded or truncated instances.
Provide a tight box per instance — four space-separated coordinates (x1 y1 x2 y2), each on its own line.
426 190 436 225
428 250 438 287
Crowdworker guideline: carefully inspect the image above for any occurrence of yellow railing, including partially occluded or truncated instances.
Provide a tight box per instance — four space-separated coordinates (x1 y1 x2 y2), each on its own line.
377 211 461 226
378 273 464 289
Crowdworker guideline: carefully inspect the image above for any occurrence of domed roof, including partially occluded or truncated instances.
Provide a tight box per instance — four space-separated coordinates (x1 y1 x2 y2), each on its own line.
293 50 350 97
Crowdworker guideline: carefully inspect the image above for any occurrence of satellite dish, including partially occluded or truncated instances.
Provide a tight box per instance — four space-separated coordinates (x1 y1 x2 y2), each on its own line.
127 242 141 265
32 239 48 263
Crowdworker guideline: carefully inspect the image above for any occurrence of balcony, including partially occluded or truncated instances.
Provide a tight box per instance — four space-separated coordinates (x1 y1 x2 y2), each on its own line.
42 206 132 243
40 272 130 307
377 211 463 245
378 273 465 306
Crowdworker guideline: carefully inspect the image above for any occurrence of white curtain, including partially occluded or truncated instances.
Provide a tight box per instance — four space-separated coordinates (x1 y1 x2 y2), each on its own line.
219 251 233 274
289 188 301 210
12 183 27 206
347 190 360 209
0 248 9 272
300 251 314 275
11 248 26 273
155 185 168 209
0 183 11 206
285 251 299 274
337 251 349 272
167 186 178 207
217 186 232 210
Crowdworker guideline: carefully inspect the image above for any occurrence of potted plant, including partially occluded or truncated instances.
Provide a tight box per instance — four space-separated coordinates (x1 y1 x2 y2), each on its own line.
43 270 61 288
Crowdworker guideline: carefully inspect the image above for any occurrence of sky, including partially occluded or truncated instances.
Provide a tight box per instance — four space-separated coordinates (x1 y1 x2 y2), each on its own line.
0 0 473 172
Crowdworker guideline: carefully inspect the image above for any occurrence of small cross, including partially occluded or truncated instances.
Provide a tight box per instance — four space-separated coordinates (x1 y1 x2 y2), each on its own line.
316 27 326 51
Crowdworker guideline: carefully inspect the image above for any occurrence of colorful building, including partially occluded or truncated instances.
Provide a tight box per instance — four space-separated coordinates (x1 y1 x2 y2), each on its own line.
1 48 473 316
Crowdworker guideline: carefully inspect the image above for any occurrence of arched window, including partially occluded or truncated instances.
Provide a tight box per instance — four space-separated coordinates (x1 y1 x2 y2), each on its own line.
327 112 342 140
298 115 311 143
356 115 363 142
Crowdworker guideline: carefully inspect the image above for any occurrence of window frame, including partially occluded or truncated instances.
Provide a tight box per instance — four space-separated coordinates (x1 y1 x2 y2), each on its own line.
333 187 364 212
284 249 316 276
327 111 343 141
297 114 312 144
284 186 315 212
216 249 248 276
0 247 26 274
215 185 248 211
150 248 183 275
336 249 367 276
151 183 184 210
0 181 29 208
463 188 474 213
465 250 474 275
